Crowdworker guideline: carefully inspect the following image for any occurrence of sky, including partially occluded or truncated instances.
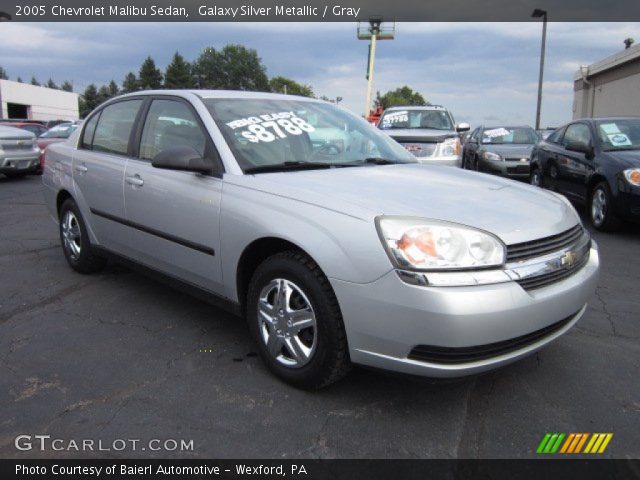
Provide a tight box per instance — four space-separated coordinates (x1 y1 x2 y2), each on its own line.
1 21 639 127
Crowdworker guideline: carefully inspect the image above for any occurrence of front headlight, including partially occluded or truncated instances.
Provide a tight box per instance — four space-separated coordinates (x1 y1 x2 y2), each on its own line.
623 168 640 186
435 137 461 157
483 151 502 161
376 216 506 271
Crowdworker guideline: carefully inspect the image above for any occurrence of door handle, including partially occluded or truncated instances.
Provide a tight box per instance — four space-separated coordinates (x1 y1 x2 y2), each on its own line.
125 175 144 187
74 164 88 173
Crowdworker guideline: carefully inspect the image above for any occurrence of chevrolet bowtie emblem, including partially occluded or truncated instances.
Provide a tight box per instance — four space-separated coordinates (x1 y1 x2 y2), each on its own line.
560 251 578 269
17 140 24 146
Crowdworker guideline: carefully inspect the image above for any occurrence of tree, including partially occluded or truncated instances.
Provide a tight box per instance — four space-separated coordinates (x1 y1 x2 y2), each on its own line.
16 77 23 83
30 77 41 86
97 85 111 105
194 44 269 91
107 80 119 97
375 86 428 109
122 72 139 93
0 66 8 80
138 56 163 90
80 84 99 118
46 78 58 89
269 76 314 97
164 52 193 89
61 81 73 92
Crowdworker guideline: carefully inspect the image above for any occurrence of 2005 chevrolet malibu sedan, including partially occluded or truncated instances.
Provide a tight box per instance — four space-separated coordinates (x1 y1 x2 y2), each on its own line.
43 90 599 389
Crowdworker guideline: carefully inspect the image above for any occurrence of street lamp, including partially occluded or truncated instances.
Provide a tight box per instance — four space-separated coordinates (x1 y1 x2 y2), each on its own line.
532 8 547 131
357 17 395 118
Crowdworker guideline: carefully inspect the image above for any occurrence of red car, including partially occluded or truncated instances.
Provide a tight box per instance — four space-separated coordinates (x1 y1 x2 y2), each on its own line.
37 123 79 171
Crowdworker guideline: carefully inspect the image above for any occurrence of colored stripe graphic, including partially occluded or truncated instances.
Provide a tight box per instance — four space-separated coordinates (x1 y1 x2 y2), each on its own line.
538 433 613 454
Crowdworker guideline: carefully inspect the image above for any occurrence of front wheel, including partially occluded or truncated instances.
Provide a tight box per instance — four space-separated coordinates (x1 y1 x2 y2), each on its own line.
246 251 350 389
59 198 107 273
590 182 620 231
530 167 543 187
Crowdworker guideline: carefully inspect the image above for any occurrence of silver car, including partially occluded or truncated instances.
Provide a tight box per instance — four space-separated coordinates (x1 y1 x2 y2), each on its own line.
43 91 599 389
377 105 470 167
0 125 40 177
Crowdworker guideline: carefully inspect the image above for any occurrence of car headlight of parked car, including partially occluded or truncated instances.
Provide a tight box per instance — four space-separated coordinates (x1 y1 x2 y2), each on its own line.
376 216 506 271
482 151 503 161
434 137 461 157
623 168 640 186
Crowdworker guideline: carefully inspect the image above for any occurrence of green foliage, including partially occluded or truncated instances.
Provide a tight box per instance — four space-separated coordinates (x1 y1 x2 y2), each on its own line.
138 56 163 90
60 81 73 92
269 76 314 97
0 66 8 80
194 45 269 91
46 78 58 89
30 77 40 86
122 72 139 93
376 86 428 109
164 52 193 89
80 84 99 118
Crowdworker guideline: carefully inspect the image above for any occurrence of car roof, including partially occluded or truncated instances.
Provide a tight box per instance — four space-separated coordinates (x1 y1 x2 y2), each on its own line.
115 89 320 103
483 125 533 130
384 105 447 112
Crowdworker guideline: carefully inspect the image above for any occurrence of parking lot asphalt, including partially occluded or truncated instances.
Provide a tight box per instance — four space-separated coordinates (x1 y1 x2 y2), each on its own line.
0 174 638 459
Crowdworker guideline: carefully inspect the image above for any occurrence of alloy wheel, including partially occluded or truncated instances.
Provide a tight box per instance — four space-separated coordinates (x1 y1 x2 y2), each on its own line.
257 278 317 368
61 210 82 260
591 188 607 227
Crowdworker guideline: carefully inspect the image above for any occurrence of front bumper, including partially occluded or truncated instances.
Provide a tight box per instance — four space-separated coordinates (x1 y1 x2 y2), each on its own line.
480 157 530 178
415 155 462 168
330 243 599 377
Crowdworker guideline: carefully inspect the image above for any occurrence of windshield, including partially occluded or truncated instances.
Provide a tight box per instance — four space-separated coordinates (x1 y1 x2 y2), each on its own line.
205 98 416 171
597 119 640 151
378 109 454 131
481 127 537 144
41 124 77 139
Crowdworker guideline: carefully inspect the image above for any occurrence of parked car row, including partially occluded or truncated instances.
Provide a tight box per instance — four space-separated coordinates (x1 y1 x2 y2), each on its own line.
374 106 639 232
0 121 80 177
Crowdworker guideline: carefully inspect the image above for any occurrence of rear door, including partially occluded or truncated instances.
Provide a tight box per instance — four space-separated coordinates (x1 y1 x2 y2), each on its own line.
73 98 143 251
123 96 224 293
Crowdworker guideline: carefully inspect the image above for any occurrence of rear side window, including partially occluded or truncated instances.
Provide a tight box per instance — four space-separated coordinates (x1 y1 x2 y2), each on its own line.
139 99 207 160
81 114 100 149
92 100 142 155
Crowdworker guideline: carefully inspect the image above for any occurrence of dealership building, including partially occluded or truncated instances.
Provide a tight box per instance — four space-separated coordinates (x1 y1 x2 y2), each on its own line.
573 42 640 119
0 79 79 122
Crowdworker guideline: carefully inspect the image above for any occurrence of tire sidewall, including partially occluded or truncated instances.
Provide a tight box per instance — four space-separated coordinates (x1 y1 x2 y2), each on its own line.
59 199 94 271
590 182 613 230
246 255 343 388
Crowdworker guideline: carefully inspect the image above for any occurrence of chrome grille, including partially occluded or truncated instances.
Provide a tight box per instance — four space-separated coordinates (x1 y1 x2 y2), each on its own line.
506 225 584 263
515 252 589 290
399 142 437 157
1 139 34 151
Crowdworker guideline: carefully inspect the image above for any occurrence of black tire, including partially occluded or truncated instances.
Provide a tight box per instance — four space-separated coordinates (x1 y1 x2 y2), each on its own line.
58 198 107 273
530 167 543 188
246 251 350 389
589 181 621 232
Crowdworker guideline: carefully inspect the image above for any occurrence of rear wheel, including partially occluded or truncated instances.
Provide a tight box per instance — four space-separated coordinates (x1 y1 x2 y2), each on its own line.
590 182 620 231
246 251 350 389
59 198 106 273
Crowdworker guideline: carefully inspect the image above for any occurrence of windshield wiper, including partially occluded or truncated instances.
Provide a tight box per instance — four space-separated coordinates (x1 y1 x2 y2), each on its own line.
362 157 401 165
244 161 354 174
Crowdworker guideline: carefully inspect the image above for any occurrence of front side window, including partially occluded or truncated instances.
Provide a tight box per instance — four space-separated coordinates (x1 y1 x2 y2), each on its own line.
205 98 415 171
546 126 565 144
92 100 142 155
378 109 454 131
562 123 591 148
481 127 538 145
139 99 207 160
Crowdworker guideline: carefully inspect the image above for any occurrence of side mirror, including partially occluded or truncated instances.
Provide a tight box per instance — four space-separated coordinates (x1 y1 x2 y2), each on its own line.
152 146 211 174
565 141 593 157
456 122 471 133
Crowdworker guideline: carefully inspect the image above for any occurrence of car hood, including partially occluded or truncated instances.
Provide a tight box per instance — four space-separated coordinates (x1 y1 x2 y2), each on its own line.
606 150 640 168
382 128 457 142
231 164 579 245
482 144 535 158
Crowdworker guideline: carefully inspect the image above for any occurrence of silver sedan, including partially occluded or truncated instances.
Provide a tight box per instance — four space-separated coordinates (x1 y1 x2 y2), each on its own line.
43 90 599 389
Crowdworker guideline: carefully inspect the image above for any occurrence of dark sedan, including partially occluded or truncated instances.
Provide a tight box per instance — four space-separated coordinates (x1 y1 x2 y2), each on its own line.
530 117 640 231
463 125 538 179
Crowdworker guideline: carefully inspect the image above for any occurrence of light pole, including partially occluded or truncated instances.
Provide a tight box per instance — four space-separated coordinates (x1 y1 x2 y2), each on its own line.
357 17 394 118
532 8 547 131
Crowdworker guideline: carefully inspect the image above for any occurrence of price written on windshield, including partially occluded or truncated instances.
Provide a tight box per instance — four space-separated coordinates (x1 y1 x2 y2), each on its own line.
226 112 315 143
